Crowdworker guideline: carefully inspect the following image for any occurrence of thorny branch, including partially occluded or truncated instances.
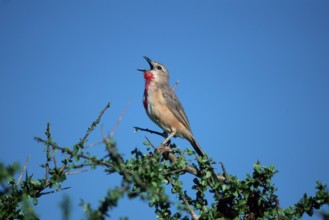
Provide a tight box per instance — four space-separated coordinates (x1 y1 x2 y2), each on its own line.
137 126 224 202
134 127 167 138
143 135 198 176
38 186 71 196
58 102 111 173
30 102 112 199
5 99 329 220
80 102 111 145
34 137 113 168
137 127 227 181
32 99 228 220
167 176 200 220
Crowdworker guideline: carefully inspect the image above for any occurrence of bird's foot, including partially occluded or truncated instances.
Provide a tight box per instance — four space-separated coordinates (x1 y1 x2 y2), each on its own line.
156 144 173 155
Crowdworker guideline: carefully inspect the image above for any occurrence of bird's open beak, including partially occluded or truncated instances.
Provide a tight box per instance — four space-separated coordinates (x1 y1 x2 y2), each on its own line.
137 56 153 72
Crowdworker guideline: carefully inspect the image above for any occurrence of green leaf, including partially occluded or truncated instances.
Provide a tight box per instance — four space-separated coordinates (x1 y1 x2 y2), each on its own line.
205 171 212 179
33 198 38 205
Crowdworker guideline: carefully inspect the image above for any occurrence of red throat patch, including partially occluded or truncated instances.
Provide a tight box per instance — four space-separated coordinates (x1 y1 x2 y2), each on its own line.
143 72 154 110
144 72 153 80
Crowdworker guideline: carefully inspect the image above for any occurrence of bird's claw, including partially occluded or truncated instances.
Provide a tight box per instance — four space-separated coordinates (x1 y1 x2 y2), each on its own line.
156 144 172 155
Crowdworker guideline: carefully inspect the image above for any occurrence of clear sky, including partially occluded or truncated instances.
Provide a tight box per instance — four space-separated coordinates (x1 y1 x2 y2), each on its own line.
1 1 328 219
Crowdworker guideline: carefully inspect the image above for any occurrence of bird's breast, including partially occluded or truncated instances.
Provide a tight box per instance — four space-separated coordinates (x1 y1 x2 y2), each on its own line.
143 86 165 124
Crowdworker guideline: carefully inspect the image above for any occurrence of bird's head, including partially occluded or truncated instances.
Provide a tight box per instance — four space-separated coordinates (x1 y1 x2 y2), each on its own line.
138 56 169 83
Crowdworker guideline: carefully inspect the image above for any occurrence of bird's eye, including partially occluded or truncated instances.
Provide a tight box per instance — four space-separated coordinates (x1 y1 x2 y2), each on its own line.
157 66 163 70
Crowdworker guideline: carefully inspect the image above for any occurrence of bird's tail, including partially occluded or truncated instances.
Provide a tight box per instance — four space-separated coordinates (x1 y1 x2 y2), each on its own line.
188 135 219 183
189 135 205 157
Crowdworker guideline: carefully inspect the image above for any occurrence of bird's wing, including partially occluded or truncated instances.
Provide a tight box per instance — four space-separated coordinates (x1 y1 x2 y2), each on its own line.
161 85 192 132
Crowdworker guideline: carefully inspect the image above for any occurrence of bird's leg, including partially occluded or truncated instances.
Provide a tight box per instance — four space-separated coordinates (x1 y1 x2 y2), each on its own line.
161 130 176 146
157 131 176 155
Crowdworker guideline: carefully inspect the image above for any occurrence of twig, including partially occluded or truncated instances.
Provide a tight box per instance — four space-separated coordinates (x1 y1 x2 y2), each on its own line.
58 146 113 167
109 98 132 139
45 123 51 180
101 124 106 141
159 146 222 200
141 136 198 176
155 145 198 176
137 126 222 199
220 162 229 182
144 136 156 150
79 102 111 146
35 137 113 168
66 170 88 175
16 155 30 186
173 80 180 91
52 145 57 168
275 197 280 220
55 102 111 173
134 127 166 138
104 140 148 190
38 187 71 196
84 140 104 148
167 177 199 220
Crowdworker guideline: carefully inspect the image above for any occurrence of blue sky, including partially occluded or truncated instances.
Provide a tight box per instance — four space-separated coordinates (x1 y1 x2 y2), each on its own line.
1 1 328 219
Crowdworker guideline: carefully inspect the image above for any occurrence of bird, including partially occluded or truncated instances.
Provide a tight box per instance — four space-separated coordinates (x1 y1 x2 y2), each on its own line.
138 56 220 183
137 56 205 157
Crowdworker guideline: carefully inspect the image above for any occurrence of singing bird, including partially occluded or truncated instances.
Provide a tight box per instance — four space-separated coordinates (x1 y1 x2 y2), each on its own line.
138 56 205 157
